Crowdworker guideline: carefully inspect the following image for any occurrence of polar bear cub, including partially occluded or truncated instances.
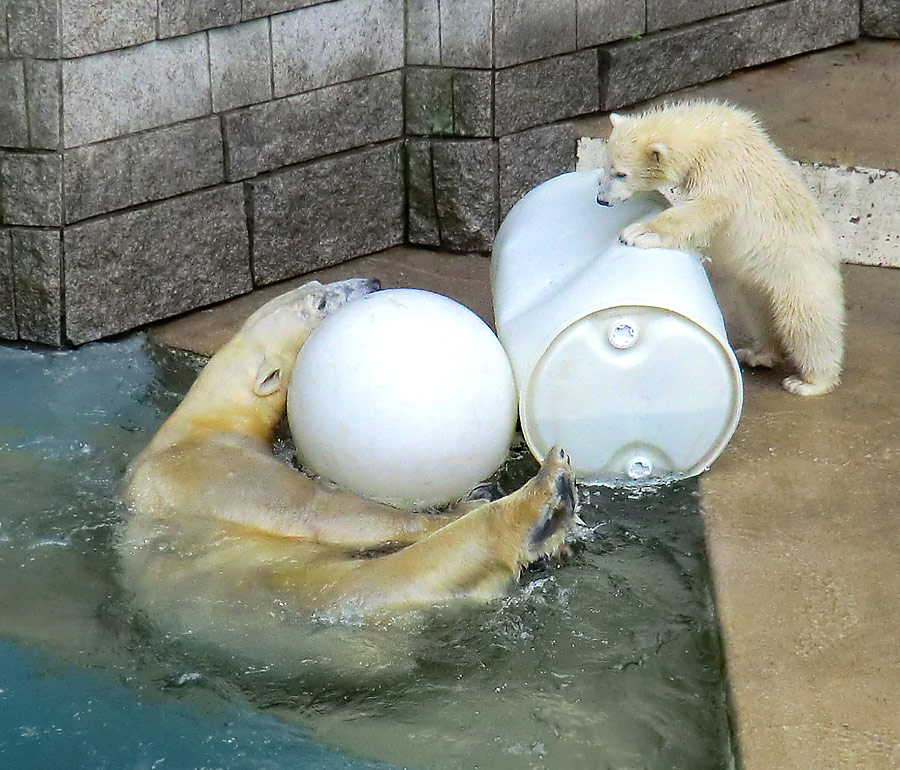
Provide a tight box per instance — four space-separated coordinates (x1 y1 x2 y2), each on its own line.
596 101 844 396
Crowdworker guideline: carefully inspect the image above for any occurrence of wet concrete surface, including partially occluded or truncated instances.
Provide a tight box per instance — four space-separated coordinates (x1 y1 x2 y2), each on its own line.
704 264 900 770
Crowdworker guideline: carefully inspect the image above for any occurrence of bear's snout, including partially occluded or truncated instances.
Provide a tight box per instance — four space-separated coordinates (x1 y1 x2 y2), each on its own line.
597 193 612 207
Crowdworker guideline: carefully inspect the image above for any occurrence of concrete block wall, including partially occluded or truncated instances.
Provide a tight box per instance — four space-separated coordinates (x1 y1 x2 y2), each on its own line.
0 0 405 345
0 0 867 345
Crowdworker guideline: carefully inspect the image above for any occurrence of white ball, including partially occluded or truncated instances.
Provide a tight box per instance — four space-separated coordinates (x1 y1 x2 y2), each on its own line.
288 289 517 510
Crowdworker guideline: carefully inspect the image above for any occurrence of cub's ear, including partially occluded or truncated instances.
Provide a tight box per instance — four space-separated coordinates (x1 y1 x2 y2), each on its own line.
647 141 669 165
253 360 283 397
609 112 625 127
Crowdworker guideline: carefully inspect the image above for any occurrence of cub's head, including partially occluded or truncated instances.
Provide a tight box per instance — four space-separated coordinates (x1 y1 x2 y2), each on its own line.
596 112 673 207
237 278 380 401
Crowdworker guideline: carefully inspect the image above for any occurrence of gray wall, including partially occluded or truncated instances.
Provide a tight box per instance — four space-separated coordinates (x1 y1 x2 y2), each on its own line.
0 0 877 345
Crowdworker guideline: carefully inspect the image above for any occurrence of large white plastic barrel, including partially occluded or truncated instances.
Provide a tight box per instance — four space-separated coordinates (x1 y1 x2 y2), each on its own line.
491 170 743 484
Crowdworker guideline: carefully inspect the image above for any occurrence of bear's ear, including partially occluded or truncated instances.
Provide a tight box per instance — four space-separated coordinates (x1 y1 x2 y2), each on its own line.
609 112 625 127
647 141 669 165
253 360 283 397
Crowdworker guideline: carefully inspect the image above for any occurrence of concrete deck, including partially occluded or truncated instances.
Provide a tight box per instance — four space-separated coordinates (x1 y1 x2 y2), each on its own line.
150 38 900 770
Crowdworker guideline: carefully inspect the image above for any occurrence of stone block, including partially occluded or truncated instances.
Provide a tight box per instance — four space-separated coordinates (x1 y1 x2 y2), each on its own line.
242 0 327 20
63 186 251 344
7 0 58 57
0 152 62 226
407 0 440 65
494 0 577 68
499 123 576 218
406 67 494 137
0 60 28 148
600 17 736 109
10 228 62 345
863 0 900 37
25 60 60 150
495 50 600 136
158 0 241 38
61 0 156 57
600 0 859 110
0 0 9 56
405 67 454 136
223 71 402 180
647 0 769 32
0 229 16 339
432 139 498 252
249 143 405 285
209 19 273 113
62 34 210 148
734 0 859 71
440 0 493 68
406 138 441 247
453 69 493 137
63 118 225 223
577 0 644 47
271 0 404 96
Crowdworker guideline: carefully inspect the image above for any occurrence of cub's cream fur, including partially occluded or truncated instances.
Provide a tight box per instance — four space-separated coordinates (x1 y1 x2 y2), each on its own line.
596 101 844 396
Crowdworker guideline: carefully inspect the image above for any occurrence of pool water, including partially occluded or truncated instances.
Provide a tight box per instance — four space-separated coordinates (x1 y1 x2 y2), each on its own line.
0 337 735 770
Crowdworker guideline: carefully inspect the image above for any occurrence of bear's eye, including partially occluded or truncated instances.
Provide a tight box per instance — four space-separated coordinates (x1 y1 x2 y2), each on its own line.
613 171 628 180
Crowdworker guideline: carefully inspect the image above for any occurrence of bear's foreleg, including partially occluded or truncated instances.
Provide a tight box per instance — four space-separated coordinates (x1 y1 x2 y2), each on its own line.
621 198 730 252
267 448 576 615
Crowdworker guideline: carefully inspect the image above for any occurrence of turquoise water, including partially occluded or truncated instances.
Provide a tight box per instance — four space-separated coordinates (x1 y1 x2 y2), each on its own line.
0 337 735 770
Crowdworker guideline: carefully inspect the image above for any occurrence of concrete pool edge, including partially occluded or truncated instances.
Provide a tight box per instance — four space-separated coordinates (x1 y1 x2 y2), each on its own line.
698 263 900 770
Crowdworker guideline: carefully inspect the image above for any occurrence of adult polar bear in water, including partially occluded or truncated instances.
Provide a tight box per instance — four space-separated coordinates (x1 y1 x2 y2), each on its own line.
119 279 575 665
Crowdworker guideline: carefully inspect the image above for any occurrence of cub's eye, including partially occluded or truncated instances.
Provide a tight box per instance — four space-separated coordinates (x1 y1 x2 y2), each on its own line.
612 171 628 180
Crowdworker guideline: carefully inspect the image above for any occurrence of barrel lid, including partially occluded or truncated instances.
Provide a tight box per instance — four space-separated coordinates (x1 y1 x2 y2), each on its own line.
520 306 743 483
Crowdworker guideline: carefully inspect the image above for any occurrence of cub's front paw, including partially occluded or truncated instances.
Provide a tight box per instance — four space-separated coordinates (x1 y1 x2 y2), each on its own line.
620 223 666 249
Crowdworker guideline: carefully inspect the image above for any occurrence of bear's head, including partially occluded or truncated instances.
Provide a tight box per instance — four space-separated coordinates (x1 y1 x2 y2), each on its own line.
596 112 673 207
236 278 380 403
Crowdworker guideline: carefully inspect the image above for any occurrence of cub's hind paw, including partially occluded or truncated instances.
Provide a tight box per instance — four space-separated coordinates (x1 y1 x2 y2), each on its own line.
736 348 782 369
620 223 667 249
782 375 836 396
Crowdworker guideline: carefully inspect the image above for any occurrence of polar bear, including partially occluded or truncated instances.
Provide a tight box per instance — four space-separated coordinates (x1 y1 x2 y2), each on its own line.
595 101 844 396
119 280 575 654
